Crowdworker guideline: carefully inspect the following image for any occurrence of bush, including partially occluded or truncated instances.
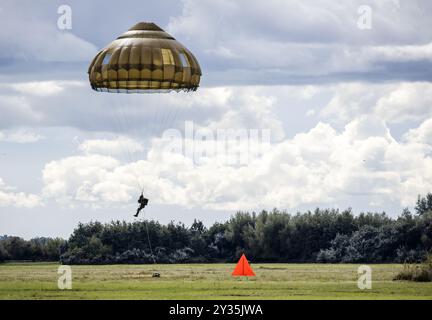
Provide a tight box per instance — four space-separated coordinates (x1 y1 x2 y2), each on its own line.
316 248 338 263
394 254 432 282
169 247 194 263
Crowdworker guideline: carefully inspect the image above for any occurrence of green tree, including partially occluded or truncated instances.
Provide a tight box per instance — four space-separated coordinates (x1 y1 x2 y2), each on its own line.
415 193 432 215
0 242 9 262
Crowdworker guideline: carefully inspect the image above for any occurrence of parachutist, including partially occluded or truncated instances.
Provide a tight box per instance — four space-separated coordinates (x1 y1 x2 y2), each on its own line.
134 193 149 217
88 21 200 224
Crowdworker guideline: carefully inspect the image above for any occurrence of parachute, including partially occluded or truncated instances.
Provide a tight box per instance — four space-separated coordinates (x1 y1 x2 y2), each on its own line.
86 21 202 188
88 22 201 93
87 22 202 265
87 22 202 203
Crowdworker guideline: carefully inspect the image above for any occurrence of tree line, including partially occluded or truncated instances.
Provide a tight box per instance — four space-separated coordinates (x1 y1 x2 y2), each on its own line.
0 236 65 262
1 193 432 264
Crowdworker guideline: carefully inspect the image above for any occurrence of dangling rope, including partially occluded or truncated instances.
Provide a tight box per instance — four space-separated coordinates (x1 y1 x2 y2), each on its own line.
142 209 157 264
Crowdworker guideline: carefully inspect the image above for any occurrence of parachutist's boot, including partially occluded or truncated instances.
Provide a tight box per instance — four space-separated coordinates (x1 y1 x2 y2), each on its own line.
134 206 144 217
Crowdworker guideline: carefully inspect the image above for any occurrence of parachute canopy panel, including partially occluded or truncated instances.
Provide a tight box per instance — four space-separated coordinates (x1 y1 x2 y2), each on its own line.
88 22 201 93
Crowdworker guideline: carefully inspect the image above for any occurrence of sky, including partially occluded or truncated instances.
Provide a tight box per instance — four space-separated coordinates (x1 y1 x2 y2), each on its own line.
1 0 432 239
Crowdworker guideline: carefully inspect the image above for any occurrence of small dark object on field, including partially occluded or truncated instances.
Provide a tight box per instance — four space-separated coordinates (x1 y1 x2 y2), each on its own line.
152 272 161 278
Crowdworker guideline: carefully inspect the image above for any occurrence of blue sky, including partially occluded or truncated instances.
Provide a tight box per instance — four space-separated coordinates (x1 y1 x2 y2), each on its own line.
1 0 432 238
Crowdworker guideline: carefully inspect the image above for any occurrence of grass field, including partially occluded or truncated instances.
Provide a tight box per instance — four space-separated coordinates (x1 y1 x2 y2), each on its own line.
0 262 431 299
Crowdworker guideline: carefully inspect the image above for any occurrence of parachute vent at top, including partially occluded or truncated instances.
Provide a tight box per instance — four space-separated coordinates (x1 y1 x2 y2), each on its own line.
88 22 201 93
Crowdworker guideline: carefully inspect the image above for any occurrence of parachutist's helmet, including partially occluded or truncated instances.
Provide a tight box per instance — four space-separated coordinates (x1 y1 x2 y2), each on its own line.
88 22 201 93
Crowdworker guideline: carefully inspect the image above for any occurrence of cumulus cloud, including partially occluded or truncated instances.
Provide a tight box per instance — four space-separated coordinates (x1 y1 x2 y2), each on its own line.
1 78 431 212
167 0 432 83
2 0 432 238
367 42 432 62
4 78 428 212
407 120 432 145
403 118 432 149
41 115 432 211
0 178 42 208
321 82 432 124
0 81 285 141
169 0 432 46
78 136 144 156
1 0 431 84
42 154 130 206
10 81 67 97
374 83 432 123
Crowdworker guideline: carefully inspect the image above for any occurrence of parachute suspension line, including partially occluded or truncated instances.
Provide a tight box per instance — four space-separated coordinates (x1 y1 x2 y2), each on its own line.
142 210 157 264
151 95 175 143
122 116 144 191
166 102 182 134
152 101 182 154
110 108 130 163
136 102 158 172
110 103 143 192
158 98 181 139
158 105 172 137
150 103 163 140
118 105 138 160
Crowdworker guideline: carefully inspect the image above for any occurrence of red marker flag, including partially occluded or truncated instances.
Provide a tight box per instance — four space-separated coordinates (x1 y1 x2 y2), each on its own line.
231 254 256 276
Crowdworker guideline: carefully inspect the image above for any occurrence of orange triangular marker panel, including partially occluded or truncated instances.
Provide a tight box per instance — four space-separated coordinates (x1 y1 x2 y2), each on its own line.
231 254 256 276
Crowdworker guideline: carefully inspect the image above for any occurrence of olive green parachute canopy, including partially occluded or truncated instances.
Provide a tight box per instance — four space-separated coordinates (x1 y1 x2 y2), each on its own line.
88 22 201 93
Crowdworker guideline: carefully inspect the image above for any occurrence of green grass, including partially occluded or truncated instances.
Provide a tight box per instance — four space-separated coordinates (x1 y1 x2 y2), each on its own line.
0 262 431 299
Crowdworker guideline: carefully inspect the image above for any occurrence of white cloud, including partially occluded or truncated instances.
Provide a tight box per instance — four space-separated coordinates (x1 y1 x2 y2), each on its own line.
0 129 43 143
42 154 125 205
78 136 144 156
367 42 432 62
2 0 432 239
0 82 285 141
203 87 285 141
403 118 432 152
167 0 432 79
0 178 42 208
322 82 432 124
306 109 316 117
375 83 432 123
1 78 431 213
204 46 240 59
6 79 426 212
1 0 431 84
169 0 432 46
0 3 97 63
9 81 82 97
40 115 432 211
